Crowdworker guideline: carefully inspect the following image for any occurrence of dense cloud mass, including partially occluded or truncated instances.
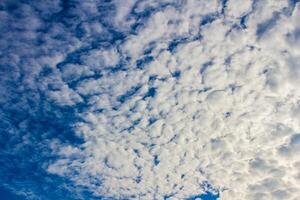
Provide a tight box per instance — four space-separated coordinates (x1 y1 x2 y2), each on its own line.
1 0 300 199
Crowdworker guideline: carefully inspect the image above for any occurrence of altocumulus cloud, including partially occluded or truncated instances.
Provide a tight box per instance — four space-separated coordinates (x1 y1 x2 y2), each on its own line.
1 0 300 199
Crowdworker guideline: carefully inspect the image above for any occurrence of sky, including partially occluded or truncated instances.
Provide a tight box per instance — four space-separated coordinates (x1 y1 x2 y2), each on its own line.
1 0 300 199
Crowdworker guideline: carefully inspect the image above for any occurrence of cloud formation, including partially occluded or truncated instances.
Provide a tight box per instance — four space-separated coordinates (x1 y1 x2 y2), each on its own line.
1 0 300 199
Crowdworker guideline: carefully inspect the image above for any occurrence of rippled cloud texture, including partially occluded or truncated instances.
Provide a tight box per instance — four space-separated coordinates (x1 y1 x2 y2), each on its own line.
1 0 300 199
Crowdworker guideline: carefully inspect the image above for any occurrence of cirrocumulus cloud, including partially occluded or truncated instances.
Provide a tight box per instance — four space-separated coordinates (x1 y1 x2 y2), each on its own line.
1 0 300 199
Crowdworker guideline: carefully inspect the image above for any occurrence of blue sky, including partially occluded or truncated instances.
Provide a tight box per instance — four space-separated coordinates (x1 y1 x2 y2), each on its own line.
1 0 300 199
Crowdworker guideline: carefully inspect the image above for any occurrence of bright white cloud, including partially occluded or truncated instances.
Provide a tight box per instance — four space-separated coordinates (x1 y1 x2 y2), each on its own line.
47 1 300 199
46 1 300 199
2 0 300 199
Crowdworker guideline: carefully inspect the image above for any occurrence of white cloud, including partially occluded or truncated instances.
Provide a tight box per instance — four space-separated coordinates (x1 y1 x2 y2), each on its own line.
47 0 300 198
2 0 300 199
81 48 120 70
226 0 252 18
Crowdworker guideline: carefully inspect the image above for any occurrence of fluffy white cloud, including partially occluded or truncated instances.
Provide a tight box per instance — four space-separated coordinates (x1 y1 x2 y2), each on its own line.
46 1 300 199
2 0 300 199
